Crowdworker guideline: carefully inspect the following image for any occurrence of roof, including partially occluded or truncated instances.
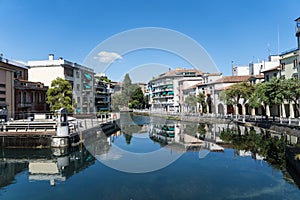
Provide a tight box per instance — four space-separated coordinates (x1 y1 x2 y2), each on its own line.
213 75 252 83
151 68 203 81
261 66 279 73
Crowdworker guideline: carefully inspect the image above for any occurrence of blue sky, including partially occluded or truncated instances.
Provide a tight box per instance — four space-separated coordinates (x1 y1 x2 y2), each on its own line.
0 0 299 82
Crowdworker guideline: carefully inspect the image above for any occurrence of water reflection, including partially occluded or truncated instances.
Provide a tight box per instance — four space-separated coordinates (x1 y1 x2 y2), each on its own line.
0 146 96 187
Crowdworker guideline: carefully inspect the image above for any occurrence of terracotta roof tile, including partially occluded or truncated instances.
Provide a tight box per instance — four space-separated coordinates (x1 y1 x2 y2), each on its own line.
213 75 262 83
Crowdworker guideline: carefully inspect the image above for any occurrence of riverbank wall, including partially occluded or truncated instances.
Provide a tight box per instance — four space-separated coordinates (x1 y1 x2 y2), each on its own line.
133 111 300 137
0 119 119 148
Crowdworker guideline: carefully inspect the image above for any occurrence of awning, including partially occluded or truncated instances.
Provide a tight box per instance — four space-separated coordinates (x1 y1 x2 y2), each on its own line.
84 73 92 80
168 91 174 95
83 83 91 89
167 85 173 88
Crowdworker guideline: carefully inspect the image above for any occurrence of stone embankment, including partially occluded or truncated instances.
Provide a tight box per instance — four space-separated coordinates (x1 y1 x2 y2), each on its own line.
133 111 300 137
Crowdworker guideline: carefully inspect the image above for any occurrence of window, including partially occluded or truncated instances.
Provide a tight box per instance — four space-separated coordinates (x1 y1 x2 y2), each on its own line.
18 92 21 103
0 98 5 101
0 91 5 95
266 75 269 81
76 71 80 78
294 59 298 67
294 75 298 80
31 92 34 103
23 92 26 103
64 68 74 77
0 84 5 88
273 73 277 77
280 63 285 70
77 84 80 91
77 97 81 103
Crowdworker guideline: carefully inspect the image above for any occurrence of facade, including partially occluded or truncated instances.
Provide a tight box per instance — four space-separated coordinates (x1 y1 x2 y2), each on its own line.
279 48 299 80
209 75 264 116
0 57 28 120
148 68 203 112
14 79 48 119
249 55 280 76
28 54 95 114
95 74 113 112
232 65 249 76
296 17 300 78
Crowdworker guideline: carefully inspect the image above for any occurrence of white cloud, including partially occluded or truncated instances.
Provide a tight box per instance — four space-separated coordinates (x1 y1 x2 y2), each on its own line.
94 51 123 63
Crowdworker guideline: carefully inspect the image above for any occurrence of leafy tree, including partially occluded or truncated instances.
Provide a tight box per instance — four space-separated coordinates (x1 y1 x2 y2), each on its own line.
185 94 197 112
249 78 285 113
46 77 75 113
197 93 207 113
224 82 254 107
111 74 142 110
282 78 300 115
98 76 111 83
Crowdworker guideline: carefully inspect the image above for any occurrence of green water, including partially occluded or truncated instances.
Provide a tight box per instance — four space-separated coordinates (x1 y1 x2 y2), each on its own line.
1 115 300 200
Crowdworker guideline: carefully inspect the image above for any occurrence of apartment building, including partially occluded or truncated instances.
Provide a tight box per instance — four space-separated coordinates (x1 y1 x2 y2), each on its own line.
148 68 203 112
95 73 113 112
28 54 95 114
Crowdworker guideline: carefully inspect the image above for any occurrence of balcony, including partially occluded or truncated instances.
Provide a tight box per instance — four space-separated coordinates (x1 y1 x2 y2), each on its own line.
17 103 32 108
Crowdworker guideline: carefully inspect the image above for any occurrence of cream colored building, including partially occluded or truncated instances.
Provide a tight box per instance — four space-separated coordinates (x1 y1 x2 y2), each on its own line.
28 54 95 114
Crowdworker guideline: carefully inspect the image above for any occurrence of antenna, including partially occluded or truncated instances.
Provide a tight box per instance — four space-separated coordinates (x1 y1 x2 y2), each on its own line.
267 43 271 56
277 25 280 55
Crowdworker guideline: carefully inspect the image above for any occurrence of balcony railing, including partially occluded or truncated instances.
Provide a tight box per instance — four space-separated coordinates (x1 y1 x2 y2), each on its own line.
17 103 32 108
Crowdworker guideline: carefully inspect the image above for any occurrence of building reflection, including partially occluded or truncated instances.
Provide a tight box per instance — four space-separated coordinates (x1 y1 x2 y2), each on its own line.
149 120 226 152
0 131 113 187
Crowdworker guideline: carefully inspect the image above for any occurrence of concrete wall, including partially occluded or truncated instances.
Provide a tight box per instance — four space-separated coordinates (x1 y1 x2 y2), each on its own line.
28 66 64 87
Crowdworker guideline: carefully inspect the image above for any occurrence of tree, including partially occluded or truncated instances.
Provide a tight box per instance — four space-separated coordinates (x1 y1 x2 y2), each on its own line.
111 74 141 110
46 77 75 113
185 94 198 112
249 78 285 114
282 78 300 115
197 93 207 113
129 87 145 109
221 82 254 115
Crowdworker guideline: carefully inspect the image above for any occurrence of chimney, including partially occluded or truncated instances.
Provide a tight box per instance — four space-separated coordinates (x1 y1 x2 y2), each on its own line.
49 54 54 61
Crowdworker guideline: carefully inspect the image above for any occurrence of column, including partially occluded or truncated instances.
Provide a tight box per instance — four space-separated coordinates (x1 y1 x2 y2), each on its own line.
290 102 295 118
281 103 286 118
242 105 246 116
266 105 270 117
251 108 255 116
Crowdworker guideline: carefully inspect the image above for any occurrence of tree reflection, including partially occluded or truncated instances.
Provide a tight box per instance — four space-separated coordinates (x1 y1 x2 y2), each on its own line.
220 126 287 170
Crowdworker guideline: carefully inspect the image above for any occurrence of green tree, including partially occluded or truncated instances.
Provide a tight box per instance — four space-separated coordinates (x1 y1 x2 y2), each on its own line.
129 87 146 109
282 78 300 115
185 94 197 108
221 82 254 115
111 74 141 110
249 78 285 115
197 93 207 113
46 77 75 113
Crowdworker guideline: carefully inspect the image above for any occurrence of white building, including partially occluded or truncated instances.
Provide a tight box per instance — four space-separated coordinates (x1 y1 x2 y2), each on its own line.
249 55 280 75
28 54 95 114
148 68 203 112
232 66 249 76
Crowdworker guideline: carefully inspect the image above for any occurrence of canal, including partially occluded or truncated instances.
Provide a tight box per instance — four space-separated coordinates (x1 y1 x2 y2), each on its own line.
1 114 300 200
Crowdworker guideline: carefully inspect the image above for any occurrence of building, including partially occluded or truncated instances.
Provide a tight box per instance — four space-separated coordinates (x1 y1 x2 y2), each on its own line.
94 73 113 112
295 17 300 79
14 79 48 119
232 65 249 76
210 75 264 115
249 55 280 76
279 48 299 79
28 54 95 114
148 68 203 112
0 55 49 120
